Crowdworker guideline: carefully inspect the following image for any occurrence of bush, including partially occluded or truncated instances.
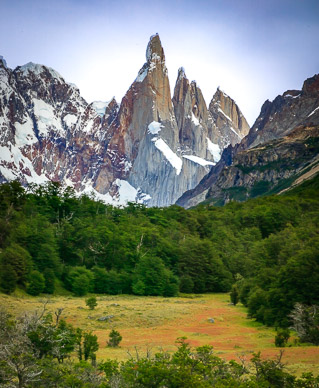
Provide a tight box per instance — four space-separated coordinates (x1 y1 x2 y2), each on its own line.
230 285 239 305
275 328 290 347
107 329 122 347
85 296 97 310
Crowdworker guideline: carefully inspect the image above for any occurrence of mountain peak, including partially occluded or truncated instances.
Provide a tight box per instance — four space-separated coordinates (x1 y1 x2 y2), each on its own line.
16 62 64 81
302 73 319 96
146 33 164 62
177 67 186 80
0 55 8 69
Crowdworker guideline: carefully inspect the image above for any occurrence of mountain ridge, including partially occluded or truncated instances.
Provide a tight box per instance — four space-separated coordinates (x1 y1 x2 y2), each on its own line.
0 35 249 206
176 73 319 207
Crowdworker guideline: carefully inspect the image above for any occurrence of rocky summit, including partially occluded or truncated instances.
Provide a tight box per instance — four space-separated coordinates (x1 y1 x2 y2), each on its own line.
0 35 249 207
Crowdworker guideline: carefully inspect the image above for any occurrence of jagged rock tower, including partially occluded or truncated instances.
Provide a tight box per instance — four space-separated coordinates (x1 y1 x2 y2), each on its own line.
0 35 250 206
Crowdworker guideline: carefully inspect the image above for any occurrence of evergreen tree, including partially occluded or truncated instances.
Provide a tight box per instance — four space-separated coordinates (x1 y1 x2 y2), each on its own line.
107 329 122 347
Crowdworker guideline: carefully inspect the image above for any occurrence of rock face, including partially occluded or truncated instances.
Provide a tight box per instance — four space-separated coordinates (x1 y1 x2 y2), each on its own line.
209 88 250 148
205 125 319 204
0 35 250 206
177 74 319 207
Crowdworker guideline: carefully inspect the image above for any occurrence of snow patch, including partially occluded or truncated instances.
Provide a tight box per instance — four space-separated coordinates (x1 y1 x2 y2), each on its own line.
135 65 148 83
0 142 48 184
183 155 215 167
15 117 37 146
152 138 182 175
177 67 186 81
146 33 159 61
284 94 301 99
148 121 163 135
91 100 111 117
115 179 138 203
191 113 200 126
218 107 232 122
63 114 78 127
33 98 64 136
206 138 221 162
80 179 150 206
308 106 319 117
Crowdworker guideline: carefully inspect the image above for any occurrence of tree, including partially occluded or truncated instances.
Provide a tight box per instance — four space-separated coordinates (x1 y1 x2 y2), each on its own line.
73 274 91 296
179 275 194 293
133 256 178 296
0 244 31 285
27 270 45 296
289 303 319 345
64 267 94 296
86 296 98 310
43 268 55 294
0 263 18 294
107 329 122 347
230 285 239 306
275 328 290 347
132 279 146 295
83 332 99 365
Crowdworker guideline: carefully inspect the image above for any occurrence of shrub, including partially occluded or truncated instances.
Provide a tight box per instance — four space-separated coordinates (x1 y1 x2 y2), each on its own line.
275 328 290 347
85 296 97 310
107 329 122 347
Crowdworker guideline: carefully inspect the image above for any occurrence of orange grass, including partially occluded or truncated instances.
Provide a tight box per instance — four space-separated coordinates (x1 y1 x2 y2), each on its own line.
1 292 318 376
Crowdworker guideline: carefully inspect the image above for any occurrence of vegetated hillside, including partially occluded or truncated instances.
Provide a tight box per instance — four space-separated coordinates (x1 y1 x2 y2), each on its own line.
204 125 319 206
0 175 319 328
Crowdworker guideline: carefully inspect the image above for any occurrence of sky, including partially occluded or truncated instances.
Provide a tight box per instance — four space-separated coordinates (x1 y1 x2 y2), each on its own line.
1 0 319 125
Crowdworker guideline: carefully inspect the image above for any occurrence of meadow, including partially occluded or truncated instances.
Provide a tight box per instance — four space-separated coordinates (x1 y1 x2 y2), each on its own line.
1 292 318 377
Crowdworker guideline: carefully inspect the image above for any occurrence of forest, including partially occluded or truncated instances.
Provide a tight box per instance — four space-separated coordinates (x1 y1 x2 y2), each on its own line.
0 175 318 333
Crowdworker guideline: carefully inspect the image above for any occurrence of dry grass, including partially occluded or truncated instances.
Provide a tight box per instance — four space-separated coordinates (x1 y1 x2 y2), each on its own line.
1 292 318 376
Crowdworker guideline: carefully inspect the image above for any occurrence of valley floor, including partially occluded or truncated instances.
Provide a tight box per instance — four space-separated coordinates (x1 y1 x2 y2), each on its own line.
1 293 318 376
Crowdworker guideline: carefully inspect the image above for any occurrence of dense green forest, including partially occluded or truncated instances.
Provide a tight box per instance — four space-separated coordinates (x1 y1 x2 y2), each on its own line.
0 175 319 330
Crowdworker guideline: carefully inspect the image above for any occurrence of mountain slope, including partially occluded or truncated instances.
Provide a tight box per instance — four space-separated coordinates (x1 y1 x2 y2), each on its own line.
177 74 319 207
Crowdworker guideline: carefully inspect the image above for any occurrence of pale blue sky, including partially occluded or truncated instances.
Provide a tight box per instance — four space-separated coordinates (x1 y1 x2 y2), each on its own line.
1 0 318 125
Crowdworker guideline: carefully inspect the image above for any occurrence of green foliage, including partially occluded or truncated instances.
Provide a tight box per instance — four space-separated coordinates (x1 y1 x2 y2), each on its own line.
64 267 94 296
43 268 55 294
85 296 97 310
0 263 18 294
275 328 290 347
230 284 239 305
179 275 194 293
133 256 179 296
0 175 319 333
0 243 31 285
83 331 99 363
27 270 45 296
107 329 122 347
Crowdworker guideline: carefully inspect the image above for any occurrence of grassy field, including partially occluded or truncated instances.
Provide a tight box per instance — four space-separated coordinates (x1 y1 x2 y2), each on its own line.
1 292 318 376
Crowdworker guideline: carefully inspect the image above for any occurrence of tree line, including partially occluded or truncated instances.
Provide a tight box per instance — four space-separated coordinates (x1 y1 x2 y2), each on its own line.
0 175 318 330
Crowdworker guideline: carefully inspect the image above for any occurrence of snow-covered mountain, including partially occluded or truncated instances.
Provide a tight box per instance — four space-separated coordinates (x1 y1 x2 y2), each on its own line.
0 35 250 206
